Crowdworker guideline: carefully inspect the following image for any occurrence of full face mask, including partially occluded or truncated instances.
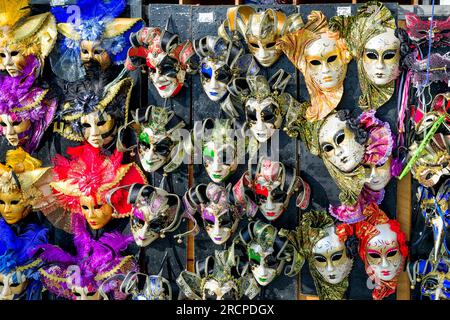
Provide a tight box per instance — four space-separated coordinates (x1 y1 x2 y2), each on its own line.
183 183 244 245
0 56 57 153
37 213 137 300
54 77 132 150
117 105 188 174
0 148 53 225
51 0 143 81
193 36 259 102
330 2 400 110
50 144 146 230
295 211 354 300
277 11 351 121
354 203 408 300
220 6 304 67
126 26 195 98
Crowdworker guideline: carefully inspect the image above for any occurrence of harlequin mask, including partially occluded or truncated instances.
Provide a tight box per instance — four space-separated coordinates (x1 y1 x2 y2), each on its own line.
295 211 354 300
50 144 146 230
0 148 53 225
184 183 244 245
117 106 188 174
194 36 259 102
421 265 450 300
126 26 195 98
0 57 57 153
220 6 303 67
37 213 137 300
330 2 400 109
54 77 132 149
238 220 300 287
51 0 143 81
354 203 408 300
277 11 351 121
405 12 450 46
0 0 57 77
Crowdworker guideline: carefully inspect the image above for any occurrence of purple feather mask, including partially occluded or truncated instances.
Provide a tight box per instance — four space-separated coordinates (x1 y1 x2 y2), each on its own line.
35 213 137 300
0 55 57 153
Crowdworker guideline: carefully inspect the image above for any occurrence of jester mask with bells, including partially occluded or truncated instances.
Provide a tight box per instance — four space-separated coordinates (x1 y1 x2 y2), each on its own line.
233 157 308 222
329 2 400 110
0 0 56 78
106 183 183 248
285 103 394 222
50 144 146 231
176 246 260 300
117 105 188 174
36 213 137 301
183 183 247 245
0 58 57 153
409 93 450 188
219 6 304 67
294 211 354 300
0 218 47 300
352 203 408 300
417 179 450 265
410 258 450 300
193 118 241 183
276 11 352 121
236 220 302 287
54 77 133 150
51 0 144 82
193 36 259 102
0 148 53 225
126 26 195 98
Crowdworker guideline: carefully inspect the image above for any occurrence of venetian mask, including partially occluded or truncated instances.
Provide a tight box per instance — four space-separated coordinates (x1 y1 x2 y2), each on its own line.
80 40 111 71
246 97 283 143
0 45 27 77
421 268 450 300
79 196 113 230
80 111 116 149
319 113 365 173
70 285 101 301
405 12 450 45
0 272 28 300
364 157 392 191
112 271 173 300
0 190 30 225
0 114 31 147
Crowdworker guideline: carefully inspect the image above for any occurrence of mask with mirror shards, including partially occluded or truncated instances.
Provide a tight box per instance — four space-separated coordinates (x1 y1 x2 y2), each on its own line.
177 245 260 300
352 203 408 300
51 0 143 81
219 6 304 68
277 11 352 121
126 26 195 98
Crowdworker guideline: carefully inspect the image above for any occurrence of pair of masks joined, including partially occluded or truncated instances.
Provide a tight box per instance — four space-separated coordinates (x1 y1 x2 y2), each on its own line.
54 75 133 150
0 57 57 153
233 157 308 221
0 148 53 225
183 183 246 245
405 13 450 47
193 118 240 183
409 259 450 300
126 26 195 98
0 0 57 78
329 2 401 110
194 36 259 102
349 203 408 300
294 211 355 300
236 220 302 287
106 183 183 247
417 179 450 265
409 93 450 188
276 11 352 121
117 105 188 173
176 246 260 300
285 105 394 222
49 144 146 231
50 0 144 81
0 218 47 300
36 213 137 300
219 6 304 67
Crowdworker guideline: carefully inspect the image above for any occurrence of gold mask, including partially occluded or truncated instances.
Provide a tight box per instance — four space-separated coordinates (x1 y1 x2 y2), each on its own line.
80 196 113 230
0 190 30 225
80 40 112 71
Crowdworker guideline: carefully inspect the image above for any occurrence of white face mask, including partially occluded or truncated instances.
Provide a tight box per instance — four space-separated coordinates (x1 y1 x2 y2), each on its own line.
254 175 285 221
319 114 365 173
138 128 173 173
0 46 27 77
70 285 101 300
363 29 400 86
200 60 229 101
0 114 31 147
203 142 237 183
246 97 282 143
131 205 160 247
80 112 115 149
366 224 403 282
304 33 348 90
0 272 27 300
312 226 353 285
149 53 183 98
248 243 279 286
202 205 238 245
364 158 392 191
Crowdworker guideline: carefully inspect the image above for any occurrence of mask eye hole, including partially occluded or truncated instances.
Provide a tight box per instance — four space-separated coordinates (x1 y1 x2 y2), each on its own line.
94 49 104 55
97 120 106 126
246 109 257 122
0 53 5 58
322 144 334 153
310 60 321 66
0 121 6 127
366 52 378 60
12 121 21 126
10 51 19 57
386 249 398 257
81 49 89 54
368 252 381 259
331 252 343 261
335 132 345 145
73 291 82 297
0 200 4 205
417 30 428 35
9 282 20 288
248 42 259 49
383 52 396 60
266 42 276 48
327 55 337 63
314 255 327 263
10 200 19 205
81 122 91 128
81 205 89 210
201 64 212 79
132 216 144 227
86 291 96 297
